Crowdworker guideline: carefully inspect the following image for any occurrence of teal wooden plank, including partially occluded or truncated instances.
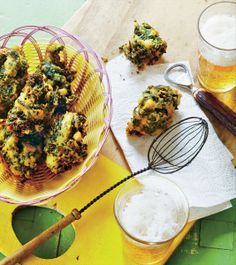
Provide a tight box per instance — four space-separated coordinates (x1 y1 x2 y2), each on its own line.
13 207 61 259
230 223 236 263
57 223 76 256
12 206 36 222
30 207 62 259
195 248 232 265
200 220 234 250
206 206 236 223
0 252 5 260
168 202 236 265
169 247 232 265
12 207 75 259
231 198 236 207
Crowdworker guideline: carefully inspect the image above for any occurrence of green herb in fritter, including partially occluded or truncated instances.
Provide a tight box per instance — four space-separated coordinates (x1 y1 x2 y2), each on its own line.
44 112 87 174
120 20 167 69
126 85 181 136
0 47 28 118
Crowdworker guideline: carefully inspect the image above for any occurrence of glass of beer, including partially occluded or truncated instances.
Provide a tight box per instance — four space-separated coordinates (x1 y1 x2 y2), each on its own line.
114 174 189 265
197 1 236 93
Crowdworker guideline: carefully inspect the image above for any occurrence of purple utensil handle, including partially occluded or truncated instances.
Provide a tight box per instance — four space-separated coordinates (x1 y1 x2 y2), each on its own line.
193 88 236 135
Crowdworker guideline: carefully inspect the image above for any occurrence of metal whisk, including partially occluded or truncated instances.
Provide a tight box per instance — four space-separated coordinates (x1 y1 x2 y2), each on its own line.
0 116 209 265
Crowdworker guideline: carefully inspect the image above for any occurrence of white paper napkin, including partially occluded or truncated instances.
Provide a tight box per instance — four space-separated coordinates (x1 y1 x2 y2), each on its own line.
107 55 236 220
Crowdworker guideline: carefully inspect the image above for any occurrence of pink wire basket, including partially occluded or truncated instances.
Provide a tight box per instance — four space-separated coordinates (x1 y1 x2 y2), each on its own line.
0 25 112 204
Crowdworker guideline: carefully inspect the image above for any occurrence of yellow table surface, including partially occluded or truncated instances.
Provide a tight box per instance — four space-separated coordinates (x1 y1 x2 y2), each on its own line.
0 155 193 265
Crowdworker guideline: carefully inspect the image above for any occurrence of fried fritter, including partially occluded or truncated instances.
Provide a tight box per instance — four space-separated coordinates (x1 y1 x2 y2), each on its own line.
7 44 76 136
120 21 167 69
126 85 181 136
0 123 43 177
44 112 87 174
0 47 28 117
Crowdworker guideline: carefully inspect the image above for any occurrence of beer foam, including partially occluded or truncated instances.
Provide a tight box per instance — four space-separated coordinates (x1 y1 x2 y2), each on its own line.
201 15 236 49
200 14 236 66
120 177 182 242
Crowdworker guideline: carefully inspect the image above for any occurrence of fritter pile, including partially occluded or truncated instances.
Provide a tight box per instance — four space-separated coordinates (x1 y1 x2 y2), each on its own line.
0 44 87 179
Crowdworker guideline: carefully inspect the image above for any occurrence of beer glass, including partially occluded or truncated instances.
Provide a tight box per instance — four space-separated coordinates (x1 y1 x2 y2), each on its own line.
114 175 189 265
197 1 236 93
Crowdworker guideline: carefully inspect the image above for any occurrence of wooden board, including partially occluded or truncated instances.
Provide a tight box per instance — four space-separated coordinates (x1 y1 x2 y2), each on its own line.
63 0 235 168
62 0 236 263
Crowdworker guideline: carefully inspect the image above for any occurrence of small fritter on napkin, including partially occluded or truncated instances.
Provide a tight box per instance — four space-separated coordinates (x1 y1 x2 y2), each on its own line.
126 85 181 136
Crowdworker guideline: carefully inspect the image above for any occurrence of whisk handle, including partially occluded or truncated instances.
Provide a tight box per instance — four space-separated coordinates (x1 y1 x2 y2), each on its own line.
193 88 236 135
0 209 81 265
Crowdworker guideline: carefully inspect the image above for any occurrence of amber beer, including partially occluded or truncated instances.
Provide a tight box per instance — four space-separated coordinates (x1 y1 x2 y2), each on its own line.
122 234 171 265
197 2 236 93
198 55 236 93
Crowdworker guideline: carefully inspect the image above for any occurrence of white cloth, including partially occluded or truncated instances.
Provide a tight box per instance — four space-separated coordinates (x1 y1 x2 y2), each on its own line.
107 55 236 220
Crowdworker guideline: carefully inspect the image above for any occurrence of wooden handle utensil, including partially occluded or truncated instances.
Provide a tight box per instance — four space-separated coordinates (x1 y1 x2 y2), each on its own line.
0 209 81 265
193 88 236 135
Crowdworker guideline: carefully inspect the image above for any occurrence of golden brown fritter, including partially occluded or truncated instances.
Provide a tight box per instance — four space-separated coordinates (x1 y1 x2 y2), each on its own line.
0 122 43 177
127 85 181 136
44 112 87 174
0 47 28 118
120 21 167 69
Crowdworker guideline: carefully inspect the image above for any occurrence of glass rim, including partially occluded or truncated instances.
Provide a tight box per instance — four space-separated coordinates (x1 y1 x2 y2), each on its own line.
113 175 190 246
197 1 236 52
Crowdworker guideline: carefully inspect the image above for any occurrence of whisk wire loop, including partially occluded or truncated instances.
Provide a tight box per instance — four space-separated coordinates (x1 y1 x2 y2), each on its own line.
148 117 209 174
151 123 200 165
160 123 205 165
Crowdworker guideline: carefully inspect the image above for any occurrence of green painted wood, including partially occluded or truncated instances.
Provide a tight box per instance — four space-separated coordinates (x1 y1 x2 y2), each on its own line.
57 222 77 256
0 252 5 260
0 252 20 264
12 207 75 259
200 220 234 250
167 199 236 265
0 0 86 36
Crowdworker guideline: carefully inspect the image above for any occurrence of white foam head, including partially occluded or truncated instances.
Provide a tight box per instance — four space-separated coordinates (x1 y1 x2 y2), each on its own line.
201 15 236 49
118 175 188 243
199 14 236 66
